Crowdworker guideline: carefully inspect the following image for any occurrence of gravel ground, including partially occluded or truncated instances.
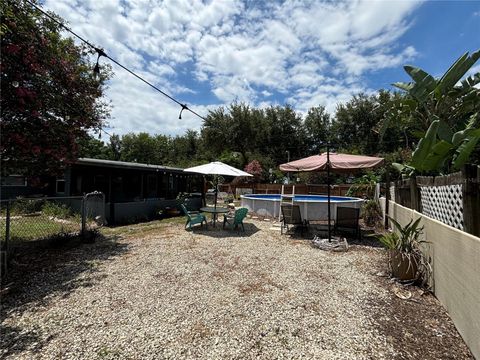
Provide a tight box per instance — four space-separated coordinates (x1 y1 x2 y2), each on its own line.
1 218 473 359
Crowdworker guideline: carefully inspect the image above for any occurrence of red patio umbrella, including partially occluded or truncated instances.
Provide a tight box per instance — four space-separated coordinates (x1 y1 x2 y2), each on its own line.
279 151 384 241
279 152 384 172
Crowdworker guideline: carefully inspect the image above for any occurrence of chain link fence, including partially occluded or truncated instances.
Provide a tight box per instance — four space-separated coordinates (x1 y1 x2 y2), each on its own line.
1 192 105 281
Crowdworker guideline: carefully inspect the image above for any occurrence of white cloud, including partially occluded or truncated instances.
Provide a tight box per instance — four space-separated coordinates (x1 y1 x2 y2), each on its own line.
43 0 423 136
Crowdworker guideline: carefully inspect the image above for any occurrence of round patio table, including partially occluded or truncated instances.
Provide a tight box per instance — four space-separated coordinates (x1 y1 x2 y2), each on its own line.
200 207 229 228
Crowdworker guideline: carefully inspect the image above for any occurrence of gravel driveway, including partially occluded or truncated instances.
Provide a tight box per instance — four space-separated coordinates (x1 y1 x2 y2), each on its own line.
1 219 473 359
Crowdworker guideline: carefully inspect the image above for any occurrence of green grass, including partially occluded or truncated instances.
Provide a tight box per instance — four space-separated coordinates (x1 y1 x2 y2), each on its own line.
1 215 81 243
101 216 187 238
0 213 199 244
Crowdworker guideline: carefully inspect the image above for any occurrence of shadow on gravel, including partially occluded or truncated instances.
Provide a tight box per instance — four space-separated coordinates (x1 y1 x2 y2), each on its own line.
0 324 43 358
190 223 260 238
0 233 128 357
285 226 383 248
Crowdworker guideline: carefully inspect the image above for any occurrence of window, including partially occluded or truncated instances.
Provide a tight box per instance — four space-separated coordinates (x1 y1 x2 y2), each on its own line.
146 174 157 198
56 178 66 193
75 176 82 195
1 175 27 186
94 174 107 193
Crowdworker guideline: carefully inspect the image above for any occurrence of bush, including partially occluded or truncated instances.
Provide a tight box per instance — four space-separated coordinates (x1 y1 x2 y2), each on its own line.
42 201 73 219
362 199 382 227
12 198 44 214
346 172 380 198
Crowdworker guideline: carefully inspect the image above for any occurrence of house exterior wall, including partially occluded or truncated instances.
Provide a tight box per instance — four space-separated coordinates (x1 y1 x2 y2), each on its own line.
1 159 204 224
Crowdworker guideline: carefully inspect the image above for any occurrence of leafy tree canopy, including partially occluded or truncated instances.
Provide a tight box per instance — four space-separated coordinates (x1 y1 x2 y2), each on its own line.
0 0 111 177
388 50 480 175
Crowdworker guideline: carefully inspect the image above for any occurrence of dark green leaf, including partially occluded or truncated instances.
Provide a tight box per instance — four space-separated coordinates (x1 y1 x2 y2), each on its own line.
411 120 440 169
453 135 480 169
437 50 480 94
437 120 453 142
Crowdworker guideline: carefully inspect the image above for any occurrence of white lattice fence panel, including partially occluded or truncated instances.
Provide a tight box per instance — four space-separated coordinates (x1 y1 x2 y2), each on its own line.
420 185 463 230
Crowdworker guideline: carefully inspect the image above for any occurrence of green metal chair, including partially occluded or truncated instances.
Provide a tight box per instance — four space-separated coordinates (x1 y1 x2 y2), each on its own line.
223 207 248 231
180 204 207 230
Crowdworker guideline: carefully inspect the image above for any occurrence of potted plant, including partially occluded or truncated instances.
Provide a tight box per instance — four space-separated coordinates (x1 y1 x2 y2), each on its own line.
376 217 425 281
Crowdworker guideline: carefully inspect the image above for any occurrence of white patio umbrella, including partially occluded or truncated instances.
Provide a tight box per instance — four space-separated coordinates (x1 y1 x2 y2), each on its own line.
184 161 253 178
184 161 252 210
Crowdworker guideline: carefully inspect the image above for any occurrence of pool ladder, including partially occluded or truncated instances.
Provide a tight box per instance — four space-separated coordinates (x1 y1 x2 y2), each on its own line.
279 185 295 222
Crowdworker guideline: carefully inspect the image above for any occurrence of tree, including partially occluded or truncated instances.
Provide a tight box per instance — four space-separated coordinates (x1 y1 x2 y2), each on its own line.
78 135 109 159
389 50 480 174
106 134 122 161
168 130 203 167
0 0 111 177
263 105 306 164
120 132 158 164
228 103 257 165
331 94 383 155
303 106 330 154
201 106 232 159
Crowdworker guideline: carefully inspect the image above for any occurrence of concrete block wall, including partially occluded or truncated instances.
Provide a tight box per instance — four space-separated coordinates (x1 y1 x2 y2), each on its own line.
381 198 480 359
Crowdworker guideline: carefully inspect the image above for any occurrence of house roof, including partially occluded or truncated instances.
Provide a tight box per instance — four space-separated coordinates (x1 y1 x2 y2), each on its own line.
76 158 194 174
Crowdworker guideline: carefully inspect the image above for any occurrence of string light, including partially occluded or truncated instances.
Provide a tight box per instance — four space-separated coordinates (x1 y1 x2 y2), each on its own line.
93 49 105 78
178 104 188 119
23 0 206 122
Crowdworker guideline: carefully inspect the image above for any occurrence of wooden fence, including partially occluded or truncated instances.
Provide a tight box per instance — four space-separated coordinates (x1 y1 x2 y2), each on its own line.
390 164 480 237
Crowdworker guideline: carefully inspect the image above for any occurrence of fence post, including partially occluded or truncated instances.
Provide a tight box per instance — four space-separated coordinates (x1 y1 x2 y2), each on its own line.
81 195 86 239
1 201 11 280
410 176 421 212
462 164 480 237
385 173 390 230
5 201 10 254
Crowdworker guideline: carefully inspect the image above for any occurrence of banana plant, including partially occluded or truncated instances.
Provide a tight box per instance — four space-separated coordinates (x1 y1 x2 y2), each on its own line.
387 50 480 175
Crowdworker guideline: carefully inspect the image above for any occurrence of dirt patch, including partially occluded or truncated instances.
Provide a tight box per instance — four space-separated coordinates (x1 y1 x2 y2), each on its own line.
367 279 474 359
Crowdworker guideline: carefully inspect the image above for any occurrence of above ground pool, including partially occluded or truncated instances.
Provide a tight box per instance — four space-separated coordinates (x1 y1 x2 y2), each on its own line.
240 194 363 221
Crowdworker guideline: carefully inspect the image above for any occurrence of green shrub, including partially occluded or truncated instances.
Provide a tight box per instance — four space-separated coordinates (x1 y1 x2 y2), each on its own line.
346 172 380 198
42 201 73 219
12 198 44 214
377 217 424 253
362 200 382 227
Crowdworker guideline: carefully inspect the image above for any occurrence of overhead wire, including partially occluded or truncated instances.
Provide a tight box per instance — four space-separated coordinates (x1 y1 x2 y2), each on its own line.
20 1 419 142
23 0 206 121
21 1 418 148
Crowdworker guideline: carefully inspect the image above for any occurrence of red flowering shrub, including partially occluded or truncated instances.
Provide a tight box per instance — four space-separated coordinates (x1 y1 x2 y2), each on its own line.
0 0 111 177
244 160 263 181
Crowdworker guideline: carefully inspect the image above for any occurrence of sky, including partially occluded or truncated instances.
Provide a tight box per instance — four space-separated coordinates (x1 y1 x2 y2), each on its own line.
42 0 480 137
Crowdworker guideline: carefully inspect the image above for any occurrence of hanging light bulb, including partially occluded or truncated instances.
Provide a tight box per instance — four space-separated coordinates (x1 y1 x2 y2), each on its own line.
93 48 106 79
178 104 188 119
93 61 100 77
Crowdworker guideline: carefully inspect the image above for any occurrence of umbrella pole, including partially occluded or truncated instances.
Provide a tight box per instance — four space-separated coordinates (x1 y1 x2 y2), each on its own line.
214 176 218 226
327 144 331 242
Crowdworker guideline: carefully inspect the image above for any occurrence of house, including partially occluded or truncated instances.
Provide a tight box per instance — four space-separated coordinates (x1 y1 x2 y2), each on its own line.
1 158 204 224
